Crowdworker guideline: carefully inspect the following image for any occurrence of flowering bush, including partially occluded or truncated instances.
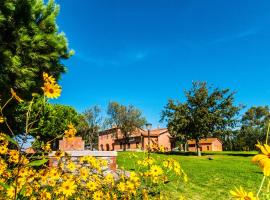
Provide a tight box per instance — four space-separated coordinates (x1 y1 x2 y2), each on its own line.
0 73 186 199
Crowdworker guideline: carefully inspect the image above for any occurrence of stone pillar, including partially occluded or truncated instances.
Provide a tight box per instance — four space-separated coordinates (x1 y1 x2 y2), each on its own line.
59 137 85 151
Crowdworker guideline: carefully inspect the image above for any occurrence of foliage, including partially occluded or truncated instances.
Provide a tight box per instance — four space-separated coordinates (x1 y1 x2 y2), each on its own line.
0 0 73 133
161 81 241 156
77 106 103 150
107 101 146 151
237 106 270 151
16 97 81 148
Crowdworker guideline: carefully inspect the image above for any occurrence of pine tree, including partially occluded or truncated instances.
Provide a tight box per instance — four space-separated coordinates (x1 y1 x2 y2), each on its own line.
0 0 73 134
0 0 73 100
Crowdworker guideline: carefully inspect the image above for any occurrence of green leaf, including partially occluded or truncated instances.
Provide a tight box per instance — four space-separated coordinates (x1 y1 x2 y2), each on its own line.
0 182 9 190
27 158 48 166
5 135 18 146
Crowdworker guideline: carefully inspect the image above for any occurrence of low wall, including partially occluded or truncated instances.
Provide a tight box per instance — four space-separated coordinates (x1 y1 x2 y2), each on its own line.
48 151 117 171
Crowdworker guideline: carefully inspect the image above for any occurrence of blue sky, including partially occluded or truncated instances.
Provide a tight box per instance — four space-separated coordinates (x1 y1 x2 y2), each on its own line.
54 0 270 127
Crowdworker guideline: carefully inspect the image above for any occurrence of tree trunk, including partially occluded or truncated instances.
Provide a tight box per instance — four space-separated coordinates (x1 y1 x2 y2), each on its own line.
184 142 188 152
180 143 183 151
196 139 201 156
123 136 128 151
123 141 126 151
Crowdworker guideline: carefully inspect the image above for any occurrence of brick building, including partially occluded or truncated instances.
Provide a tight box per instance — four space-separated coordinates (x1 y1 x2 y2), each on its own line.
187 137 223 152
98 127 174 151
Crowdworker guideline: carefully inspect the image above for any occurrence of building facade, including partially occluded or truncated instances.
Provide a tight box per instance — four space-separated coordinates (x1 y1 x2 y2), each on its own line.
98 127 174 151
187 138 223 152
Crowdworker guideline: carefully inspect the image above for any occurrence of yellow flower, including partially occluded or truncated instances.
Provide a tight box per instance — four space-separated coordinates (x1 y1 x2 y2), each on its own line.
0 116 4 123
230 187 257 200
159 145 165 152
24 185 33 197
86 181 98 191
48 179 56 187
252 143 270 175
39 190 52 200
104 173 114 186
139 157 155 167
42 72 61 99
43 72 56 84
92 191 103 200
183 173 188 182
142 189 149 200
55 150 65 160
0 145 8 154
0 132 6 141
6 186 16 198
49 167 61 180
42 82 61 99
126 181 136 194
79 167 89 180
41 142 51 152
67 162 76 171
8 150 20 163
11 88 23 102
59 180 77 197
162 160 168 166
64 123 77 138
117 182 126 193
18 167 30 177
149 165 163 177
129 172 140 183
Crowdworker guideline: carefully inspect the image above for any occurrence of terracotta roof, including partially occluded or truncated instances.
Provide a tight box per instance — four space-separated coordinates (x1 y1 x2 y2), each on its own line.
188 137 221 145
99 127 169 137
141 128 168 137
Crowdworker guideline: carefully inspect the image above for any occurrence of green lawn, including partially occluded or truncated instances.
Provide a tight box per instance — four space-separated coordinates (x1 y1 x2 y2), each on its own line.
117 151 262 200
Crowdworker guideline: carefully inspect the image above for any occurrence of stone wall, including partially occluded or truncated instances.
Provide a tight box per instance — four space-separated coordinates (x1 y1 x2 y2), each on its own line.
48 150 117 171
49 137 117 171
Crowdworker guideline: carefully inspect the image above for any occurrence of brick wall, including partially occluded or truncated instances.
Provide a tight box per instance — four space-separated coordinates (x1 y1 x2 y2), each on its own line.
158 132 172 151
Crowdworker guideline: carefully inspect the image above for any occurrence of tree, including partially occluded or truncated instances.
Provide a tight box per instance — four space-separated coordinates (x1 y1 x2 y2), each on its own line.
16 97 80 148
237 106 270 150
161 81 241 156
106 102 146 151
0 0 73 133
77 106 103 150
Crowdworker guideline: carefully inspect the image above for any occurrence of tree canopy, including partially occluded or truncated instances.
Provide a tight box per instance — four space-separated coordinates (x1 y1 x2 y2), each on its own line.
107 101 146 150
16 97 80 148
77 106 103 150
0 0 73 134
161 81 241 155
0 0 73 101
236 106 270 150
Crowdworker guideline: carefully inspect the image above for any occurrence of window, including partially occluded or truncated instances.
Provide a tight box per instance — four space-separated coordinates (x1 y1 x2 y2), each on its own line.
128 143 130 149
207 146 210 150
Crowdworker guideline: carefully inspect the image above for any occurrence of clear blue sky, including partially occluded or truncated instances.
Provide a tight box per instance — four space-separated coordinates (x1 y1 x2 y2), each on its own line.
53 0 270 127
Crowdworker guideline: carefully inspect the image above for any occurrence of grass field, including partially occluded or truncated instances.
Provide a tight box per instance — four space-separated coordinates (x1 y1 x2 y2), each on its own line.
117 151 262 200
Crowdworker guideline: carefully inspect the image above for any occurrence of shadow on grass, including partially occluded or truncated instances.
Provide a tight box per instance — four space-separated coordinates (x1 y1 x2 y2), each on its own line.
159 151 257 157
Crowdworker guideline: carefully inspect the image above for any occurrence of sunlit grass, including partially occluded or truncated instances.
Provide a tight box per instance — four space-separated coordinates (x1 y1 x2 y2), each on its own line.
117 151 261 200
